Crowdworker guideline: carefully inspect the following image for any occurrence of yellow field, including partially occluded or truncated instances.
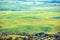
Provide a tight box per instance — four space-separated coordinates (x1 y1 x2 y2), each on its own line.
0 11 60 34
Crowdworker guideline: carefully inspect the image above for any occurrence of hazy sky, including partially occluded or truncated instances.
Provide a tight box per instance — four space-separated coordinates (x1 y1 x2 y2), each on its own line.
0 0 60 1
19 0 60 1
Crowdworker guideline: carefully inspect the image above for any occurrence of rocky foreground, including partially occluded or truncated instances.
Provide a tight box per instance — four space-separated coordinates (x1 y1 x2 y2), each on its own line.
0 32 60 40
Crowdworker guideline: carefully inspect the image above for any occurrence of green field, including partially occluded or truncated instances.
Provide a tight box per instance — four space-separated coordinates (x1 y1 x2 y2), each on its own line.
0 7 60 34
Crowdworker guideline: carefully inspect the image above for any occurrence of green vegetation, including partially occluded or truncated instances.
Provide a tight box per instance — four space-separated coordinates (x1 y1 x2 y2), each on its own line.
0 8 60 34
